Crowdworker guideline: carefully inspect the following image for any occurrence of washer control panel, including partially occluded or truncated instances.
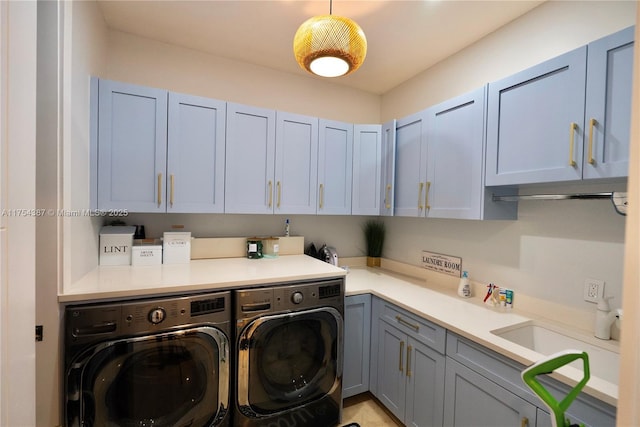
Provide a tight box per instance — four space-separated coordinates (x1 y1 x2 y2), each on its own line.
66 291 231 346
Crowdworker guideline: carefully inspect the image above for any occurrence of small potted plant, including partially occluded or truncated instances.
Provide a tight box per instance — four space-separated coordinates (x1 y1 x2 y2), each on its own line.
363 219 385 267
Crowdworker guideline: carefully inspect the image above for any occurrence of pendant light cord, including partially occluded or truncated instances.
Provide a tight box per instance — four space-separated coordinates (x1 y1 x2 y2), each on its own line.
329 0 332 15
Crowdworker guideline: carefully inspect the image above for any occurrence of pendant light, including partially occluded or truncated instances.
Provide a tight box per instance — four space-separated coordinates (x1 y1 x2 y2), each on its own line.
293 0 367 78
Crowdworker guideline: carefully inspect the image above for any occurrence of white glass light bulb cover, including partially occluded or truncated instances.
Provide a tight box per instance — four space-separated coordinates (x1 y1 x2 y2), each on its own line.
310 56 350 77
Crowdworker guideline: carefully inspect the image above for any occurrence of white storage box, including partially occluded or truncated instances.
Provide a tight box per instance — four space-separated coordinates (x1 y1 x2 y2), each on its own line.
163 231 191 264
132 244 162 266
99 226 136 266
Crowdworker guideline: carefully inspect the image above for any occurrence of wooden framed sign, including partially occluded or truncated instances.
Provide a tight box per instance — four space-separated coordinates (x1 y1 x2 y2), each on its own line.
421 251 462 277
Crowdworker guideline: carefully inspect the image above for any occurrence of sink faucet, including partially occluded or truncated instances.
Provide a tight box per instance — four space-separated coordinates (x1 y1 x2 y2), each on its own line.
594 296 623 340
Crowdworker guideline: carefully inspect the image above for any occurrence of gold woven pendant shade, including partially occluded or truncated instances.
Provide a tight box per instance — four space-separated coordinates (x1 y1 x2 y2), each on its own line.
293 14 367 78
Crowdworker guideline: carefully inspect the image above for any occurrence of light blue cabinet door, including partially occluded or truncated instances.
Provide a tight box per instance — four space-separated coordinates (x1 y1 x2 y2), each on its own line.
97 79 168 212
583 26 634 179
394 111 428 217
426 87 485 220
377 320 407 421
405 338 445 427
443 357 537 427
343 294 371 398
380 119 397 216
225 103 276 214
318 119 353 215
352 124 382 216
486 46 587 186
167 93 226 213
274 112 318 215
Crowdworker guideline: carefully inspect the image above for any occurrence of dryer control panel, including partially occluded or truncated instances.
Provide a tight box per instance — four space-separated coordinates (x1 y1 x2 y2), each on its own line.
235 278 344 322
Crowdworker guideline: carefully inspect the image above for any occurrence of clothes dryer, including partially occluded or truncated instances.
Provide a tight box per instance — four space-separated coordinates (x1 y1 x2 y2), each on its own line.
234 278 344 427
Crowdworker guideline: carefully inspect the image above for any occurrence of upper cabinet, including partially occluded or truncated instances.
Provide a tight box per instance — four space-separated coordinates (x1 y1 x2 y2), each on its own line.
380 120 397 217
318 119 353 215
486 26 634 186
583 26 634 179
224 103 277 214
394 88 516 220
394 111 428 218
225 105 320 215
352 124 382 216
426 87 486 220
274 112 318 215
97 79 168 212
95 79 227 213
167 93 226 213
485 46 588 185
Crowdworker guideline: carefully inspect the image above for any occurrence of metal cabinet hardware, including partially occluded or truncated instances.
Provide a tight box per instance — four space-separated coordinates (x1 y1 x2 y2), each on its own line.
396 315 420 332
568 122 578 167
588 118 597 165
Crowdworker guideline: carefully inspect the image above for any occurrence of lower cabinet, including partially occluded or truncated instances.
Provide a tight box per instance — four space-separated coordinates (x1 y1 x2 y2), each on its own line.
374 298 446 427
343 294 371 398
443 357 537 427
367 296 616 427
445 333 616 427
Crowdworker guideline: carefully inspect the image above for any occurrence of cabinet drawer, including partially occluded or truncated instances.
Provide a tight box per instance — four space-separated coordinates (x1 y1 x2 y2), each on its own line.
379 300 446 354
446 333 616 427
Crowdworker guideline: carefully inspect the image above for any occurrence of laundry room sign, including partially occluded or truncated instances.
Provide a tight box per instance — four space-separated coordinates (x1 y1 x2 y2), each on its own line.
422 251 462 277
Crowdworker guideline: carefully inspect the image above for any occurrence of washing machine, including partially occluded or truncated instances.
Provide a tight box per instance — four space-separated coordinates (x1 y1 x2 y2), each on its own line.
64 291 231 427
233 278 344 427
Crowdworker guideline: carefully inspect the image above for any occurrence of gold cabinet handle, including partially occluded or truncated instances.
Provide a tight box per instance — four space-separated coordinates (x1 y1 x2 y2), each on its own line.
170 174 175 207
277 181 281 208
396 315 420 332
268 180 273 208
157 173 162 207
521 417 529 427
588 118 597 165
418 182 424 210
399 341 404 373
568 122 578 167
385 184 392 209
319 184 324 209
407 345 412 377
425 181 431 210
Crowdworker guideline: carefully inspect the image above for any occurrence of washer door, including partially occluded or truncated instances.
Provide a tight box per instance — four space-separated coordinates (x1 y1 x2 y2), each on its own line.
67 327 229 427
237 307 343 417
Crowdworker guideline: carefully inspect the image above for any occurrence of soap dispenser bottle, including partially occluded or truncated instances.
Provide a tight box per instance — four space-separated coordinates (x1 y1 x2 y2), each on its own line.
457 271 471 298
594 296 614 340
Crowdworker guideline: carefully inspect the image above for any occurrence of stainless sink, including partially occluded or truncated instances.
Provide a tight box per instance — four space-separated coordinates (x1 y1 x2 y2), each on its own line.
491 321 620 384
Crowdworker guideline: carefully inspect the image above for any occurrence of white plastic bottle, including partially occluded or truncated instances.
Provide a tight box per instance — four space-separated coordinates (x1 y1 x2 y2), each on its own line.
457 271 471 298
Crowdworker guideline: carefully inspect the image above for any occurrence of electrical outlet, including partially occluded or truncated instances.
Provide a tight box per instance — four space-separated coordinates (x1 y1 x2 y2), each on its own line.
584 278 605 303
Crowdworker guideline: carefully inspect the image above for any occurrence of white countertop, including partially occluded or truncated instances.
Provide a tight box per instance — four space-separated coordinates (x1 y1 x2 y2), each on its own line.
60 255 346 303
344 267 618 407
60 255 617 406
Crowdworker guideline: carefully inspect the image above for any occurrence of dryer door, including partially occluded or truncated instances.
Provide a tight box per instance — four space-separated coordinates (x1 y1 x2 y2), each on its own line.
66 326 229 427
237 307 343 416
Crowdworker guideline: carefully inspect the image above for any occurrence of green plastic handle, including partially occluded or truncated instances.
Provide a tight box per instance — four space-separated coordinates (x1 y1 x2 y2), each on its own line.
521 350 590 427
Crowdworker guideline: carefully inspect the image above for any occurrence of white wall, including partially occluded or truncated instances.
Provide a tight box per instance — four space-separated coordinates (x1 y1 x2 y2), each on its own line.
1 1 37 425
377 1 636 317
36 2 61 425
63 0 109 286
89 1 635 315
617 8 640 426
105 31 381 124
382 0 637 120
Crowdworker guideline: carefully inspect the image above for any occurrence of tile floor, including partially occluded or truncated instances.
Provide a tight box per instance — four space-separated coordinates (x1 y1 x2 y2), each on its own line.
342 393 404 427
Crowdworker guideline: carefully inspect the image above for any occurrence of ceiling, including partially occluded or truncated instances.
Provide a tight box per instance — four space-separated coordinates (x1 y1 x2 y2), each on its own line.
97 0 545 95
